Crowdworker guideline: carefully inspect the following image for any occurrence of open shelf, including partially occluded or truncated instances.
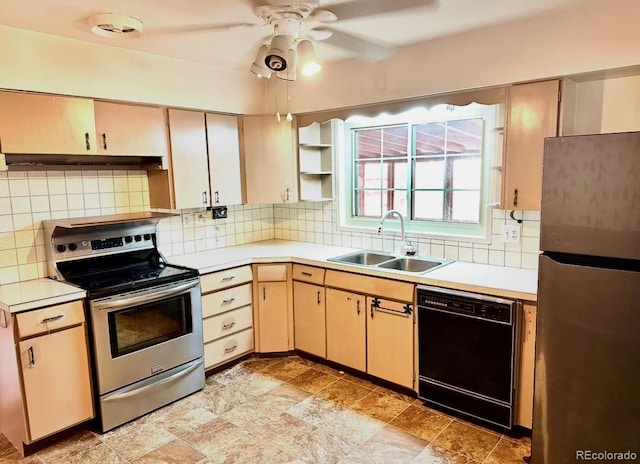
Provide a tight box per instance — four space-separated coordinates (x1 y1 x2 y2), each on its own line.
297 120 340 202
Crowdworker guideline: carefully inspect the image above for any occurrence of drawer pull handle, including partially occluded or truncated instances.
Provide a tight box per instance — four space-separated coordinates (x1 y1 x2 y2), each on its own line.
301 271 312 277
102 133 107 150
41 314 65 324
222 321 236 330
221 276 235 282
222 297 236 305
224 344 238 353
85 132 91 151
27 346 35 367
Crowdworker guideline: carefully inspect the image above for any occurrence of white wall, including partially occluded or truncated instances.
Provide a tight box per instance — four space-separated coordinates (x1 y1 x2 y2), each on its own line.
0 25 264 114
289 0 640 113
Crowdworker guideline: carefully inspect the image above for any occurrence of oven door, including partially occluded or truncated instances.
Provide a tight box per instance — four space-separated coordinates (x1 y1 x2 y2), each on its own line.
89 278 203 395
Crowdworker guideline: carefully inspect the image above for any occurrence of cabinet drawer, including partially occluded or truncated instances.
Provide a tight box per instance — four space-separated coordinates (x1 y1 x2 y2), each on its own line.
256 264 287 281
292 264 325 285
202 283 252 318
325 270 414 303
16 300 85 339
201 265 253 293
204 328 254 369
203 305 253 343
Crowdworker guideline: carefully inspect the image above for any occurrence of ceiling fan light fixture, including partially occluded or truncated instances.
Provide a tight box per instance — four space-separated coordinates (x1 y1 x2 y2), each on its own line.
297 40 321 76
250 44 273 79
277 48 297 81
265 35 290 72
88 13 143 39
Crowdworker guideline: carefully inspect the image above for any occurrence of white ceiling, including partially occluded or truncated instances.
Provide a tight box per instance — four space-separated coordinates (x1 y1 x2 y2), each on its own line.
0 0 587 73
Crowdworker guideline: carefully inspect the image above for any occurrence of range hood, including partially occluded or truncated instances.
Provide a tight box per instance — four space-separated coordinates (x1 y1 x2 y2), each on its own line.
0 153 164 171
45 211 179 229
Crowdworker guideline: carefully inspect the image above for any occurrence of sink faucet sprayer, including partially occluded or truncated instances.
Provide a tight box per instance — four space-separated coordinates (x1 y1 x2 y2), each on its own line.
378 210 416 256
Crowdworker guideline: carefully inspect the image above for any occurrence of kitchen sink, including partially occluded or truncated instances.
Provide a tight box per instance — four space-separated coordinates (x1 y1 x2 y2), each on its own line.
377 257 447 273
327 250 395 266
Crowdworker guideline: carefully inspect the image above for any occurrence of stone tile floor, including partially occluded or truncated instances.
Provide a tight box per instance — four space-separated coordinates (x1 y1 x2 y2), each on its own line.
0 355 531 463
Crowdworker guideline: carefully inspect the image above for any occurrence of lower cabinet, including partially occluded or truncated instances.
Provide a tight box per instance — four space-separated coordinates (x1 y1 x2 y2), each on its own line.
0 300 94 454
325 288 366 371
200 265 254 370
292 264 327 358
366 297 414 389
516 302 537 428
253 264 293 353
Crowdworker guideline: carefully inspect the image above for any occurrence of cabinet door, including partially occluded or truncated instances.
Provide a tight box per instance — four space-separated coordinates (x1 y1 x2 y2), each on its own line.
94 101 168 156
206 113 243 206
503 80 560 210
366 297 414 388
293 281 326 358
0 92 96 155
167 109 210 209
241 115 298 204
325 288 366 371
257 281 289 352
19 325 93 442
516 302 536 428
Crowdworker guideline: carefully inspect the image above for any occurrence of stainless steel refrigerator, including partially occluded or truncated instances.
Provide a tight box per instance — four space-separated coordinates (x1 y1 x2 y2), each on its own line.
533 132 640 463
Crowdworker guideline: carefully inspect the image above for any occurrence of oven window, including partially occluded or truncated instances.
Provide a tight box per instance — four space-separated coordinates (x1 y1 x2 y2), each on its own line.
108 294 193 358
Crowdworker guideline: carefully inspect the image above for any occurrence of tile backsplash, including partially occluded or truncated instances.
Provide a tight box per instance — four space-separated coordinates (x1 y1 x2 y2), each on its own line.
0 170 539 285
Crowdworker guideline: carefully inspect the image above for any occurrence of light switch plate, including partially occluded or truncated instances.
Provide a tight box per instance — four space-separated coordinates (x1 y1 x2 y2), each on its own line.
501 224 521 244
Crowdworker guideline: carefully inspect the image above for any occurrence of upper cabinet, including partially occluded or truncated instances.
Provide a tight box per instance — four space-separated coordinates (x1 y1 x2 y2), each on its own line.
0 92 97 155
502 80 560 211
93 101 168 156
297 120 339 202
206 113 243 206
149 109 210 210
240 115 298 204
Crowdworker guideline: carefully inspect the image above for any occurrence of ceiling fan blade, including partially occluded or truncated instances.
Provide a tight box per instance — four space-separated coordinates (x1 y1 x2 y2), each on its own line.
306 28 333 41
318 27 393 62
322 0 438 22
146 22 260 37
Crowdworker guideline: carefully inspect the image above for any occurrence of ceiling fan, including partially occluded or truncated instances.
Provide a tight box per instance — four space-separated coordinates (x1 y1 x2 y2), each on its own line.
239 0 439 80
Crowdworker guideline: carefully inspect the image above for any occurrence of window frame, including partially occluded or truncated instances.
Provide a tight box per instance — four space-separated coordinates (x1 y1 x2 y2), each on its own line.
336 104 503 242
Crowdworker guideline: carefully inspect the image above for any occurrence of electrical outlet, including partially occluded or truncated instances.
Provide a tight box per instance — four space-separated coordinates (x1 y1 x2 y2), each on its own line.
500 224 521 244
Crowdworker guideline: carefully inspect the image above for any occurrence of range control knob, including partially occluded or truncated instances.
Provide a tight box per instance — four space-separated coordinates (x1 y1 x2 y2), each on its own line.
56 244 66 253
124 236 133 244
68 243 78 251
134 235 142 242
143 234 151 241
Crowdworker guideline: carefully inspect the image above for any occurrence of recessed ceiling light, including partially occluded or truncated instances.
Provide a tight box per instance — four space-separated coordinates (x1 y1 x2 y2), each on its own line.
88 13 143 39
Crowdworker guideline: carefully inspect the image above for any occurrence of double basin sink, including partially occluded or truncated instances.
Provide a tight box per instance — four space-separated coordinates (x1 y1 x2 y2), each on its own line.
327 250 451 274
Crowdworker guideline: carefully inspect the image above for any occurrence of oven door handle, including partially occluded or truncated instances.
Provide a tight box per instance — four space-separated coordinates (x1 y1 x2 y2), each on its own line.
93 279 200 312
102 359 204 403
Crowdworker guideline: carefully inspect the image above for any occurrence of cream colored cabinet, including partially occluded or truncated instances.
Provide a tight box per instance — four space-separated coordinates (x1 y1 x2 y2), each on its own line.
293 266 326 358
206 113 243 206
0 91 97 155
94 101 168 156
149 109 210 209
298 120 339 201
0 301 94 455
325 287 366 371
253 264 293 353
200 265 254 370
240 115 298 204
503 80 560 210
516 302 536 428
366 297 414 389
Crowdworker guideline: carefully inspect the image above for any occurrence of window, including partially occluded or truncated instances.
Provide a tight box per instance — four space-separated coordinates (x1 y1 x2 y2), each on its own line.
338 104 503 240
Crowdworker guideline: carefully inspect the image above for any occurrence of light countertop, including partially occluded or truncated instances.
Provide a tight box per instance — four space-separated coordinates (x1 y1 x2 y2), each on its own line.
171 239 538 301
0 279 86 314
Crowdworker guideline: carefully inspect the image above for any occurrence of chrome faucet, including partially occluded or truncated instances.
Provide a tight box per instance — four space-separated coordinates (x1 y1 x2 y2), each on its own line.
378 210 416 256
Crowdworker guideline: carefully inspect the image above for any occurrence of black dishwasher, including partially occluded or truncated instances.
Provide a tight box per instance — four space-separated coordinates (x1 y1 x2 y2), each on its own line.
416 285 519 431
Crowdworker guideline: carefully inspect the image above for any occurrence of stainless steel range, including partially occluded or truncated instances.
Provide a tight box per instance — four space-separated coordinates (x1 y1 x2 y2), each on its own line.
44 213 204 432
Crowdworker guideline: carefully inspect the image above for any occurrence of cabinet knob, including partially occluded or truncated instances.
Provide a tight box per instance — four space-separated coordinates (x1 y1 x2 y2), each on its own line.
214 190 220 204
202 191 209 206
102 133 107 150
513 188 518 207
85 132 91 151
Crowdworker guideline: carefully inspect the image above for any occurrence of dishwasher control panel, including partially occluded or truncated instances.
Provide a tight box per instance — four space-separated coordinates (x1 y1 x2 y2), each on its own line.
417 286 515 324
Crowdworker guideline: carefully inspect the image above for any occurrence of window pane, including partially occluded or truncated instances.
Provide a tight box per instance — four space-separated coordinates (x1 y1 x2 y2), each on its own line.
414 122 446 156
390 190 408 215
413 191 444 221
414 159 444 189
451 191 480 223
446 118 483 154
452 157 481 189
380 160 407 190
382 126 408 158
356 129 381 159
357 162 382 189
356 190 382 217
